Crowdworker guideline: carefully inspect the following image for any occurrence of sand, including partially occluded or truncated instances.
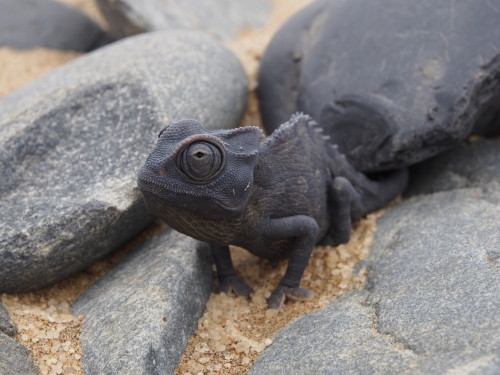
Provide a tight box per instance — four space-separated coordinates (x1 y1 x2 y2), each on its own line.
0 0 107 100
0 48 81 99
56 0 108 29
0 1 384 374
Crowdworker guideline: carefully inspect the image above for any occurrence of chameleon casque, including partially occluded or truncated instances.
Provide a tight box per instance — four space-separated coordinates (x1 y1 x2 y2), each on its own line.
137 113 408 309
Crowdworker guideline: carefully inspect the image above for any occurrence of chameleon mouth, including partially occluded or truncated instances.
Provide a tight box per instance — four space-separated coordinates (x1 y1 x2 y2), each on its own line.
137 176 163 195
137 169 245 213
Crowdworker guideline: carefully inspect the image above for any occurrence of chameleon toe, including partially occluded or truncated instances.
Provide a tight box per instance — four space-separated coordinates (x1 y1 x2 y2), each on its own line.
267 285 315 309
282 286 315 301
217 275 253 298
267 287 286 310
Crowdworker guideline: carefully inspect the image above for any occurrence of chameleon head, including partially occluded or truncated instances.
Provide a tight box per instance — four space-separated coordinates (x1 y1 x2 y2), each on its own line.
137 119 264 219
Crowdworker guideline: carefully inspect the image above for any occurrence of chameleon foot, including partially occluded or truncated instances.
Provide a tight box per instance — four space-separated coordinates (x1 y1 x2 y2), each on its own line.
267 285 315 309
217 275 253 298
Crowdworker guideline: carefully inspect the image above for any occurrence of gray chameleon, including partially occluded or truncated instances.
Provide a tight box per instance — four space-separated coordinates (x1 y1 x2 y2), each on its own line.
137 113 408 309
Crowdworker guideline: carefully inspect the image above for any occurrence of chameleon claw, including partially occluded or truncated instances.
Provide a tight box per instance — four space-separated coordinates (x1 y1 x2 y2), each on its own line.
267 285 315 309
283 286 315 301
217 275 253 298
267 287 286 310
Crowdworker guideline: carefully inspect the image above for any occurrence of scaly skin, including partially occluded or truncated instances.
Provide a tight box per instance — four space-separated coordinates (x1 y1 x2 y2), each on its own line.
138 113 408 309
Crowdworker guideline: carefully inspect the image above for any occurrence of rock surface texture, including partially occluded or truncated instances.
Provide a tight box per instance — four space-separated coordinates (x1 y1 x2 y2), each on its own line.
72 228 213 375
0 303 17 337
406 140 500 197
258 0 500 172
0 31 247 293
97 0 272 41
0 0 109 51
0 333 39 375
250 140 500 374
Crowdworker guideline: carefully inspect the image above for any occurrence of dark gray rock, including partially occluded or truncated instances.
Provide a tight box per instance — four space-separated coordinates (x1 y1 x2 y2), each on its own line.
406 140 500 197
0 31 248 293
258 0 500 172
0 303 17 337
0 0 109 51
250 141 500 374
72 228 213 375
0 332 39 375
97 0 272 41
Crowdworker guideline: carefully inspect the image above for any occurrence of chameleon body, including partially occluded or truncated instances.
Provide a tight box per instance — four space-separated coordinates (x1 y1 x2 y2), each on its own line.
137 113 408 308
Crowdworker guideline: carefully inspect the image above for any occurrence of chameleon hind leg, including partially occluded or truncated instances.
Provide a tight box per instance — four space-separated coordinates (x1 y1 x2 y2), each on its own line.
327 176 363 246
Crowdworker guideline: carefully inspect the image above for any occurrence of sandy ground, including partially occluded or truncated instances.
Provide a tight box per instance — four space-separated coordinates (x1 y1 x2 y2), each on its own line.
0 1 384 374
0 0 106 99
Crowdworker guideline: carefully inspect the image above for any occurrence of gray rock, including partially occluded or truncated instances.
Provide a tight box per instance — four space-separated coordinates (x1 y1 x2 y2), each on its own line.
250 141 500 374
258 0 500 172
0 30 248 293
72 228 213 375
97 0 272 41
363 191 500 374
0 303 17 337
0 332 39 375
406 140 500 197
0 0 109 51
250 292 419 374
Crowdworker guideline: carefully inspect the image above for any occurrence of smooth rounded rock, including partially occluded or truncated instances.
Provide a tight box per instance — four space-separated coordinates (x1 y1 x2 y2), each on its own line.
258 0 500 172
72 228 213 375
0 0 109 51
0 31 248 293
97 0 272 41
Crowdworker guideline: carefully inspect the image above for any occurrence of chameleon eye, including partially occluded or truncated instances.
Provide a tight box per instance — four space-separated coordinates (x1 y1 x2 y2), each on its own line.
179 140 224 182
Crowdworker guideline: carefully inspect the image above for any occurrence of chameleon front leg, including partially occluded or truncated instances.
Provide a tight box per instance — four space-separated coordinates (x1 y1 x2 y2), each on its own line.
210 244 254 297
263 215 319 309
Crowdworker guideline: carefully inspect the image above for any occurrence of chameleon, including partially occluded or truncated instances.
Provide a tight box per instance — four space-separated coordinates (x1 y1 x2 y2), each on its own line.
137 113 408 309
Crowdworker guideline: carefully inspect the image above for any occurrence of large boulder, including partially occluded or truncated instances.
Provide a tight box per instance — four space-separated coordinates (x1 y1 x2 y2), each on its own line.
250 140 500 374
97 0 272 41
258 0 500 172
0 30 248 293
0 0 109 51
72 229 213 375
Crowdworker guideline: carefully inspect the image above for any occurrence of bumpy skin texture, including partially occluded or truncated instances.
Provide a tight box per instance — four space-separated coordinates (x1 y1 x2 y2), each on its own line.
138 114 408 308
